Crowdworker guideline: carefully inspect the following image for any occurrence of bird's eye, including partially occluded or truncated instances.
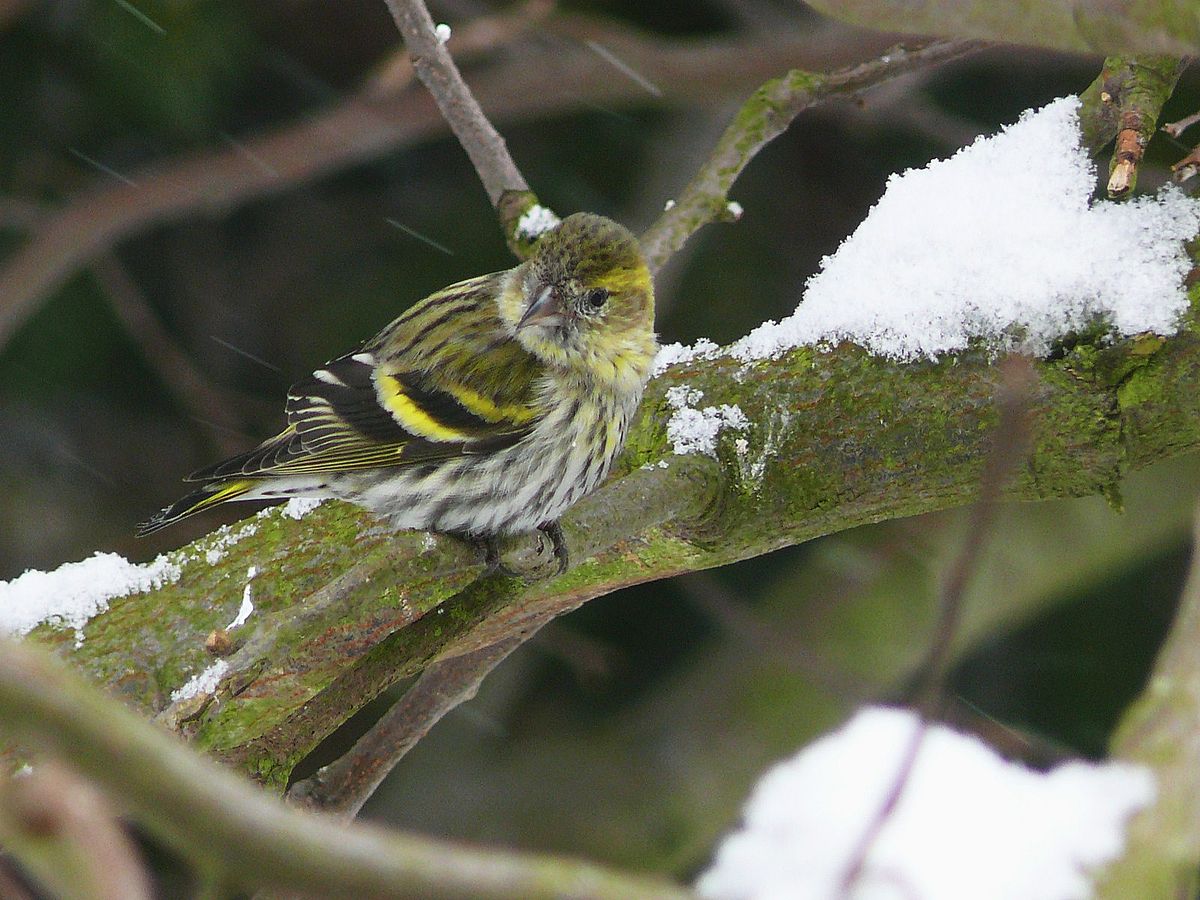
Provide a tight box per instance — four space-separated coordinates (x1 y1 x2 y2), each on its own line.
584 288 609 311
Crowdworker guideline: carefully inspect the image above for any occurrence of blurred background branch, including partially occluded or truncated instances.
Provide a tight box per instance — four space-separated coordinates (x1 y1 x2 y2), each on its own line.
802 0 1200 55
0 636 692 899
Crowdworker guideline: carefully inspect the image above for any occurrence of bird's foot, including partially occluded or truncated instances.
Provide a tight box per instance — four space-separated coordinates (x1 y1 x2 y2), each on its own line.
537 521 570 576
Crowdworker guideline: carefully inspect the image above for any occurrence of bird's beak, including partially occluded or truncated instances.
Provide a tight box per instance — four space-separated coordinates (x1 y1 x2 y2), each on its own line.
517 285 565 330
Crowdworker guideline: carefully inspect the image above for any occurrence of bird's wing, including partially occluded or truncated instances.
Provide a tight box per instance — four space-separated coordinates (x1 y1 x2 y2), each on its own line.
187 273 547 482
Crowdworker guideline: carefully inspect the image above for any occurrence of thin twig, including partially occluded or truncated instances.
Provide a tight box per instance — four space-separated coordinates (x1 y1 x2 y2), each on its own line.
838 357 1035 896
383 0 530 210
290 634 527 818
0 636 692 900
638 38 981 273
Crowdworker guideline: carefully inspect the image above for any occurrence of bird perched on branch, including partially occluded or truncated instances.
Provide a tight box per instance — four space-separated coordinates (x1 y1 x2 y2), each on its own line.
139 212 657 572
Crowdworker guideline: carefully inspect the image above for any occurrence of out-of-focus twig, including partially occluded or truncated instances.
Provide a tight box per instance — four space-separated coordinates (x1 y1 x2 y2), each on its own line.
1096 504 1200 899
290 634 526 819
0 636 694 899
91 253 247 456
639 38 980 272
838 357 1035 896
0 761 154 900
804 0 1200 56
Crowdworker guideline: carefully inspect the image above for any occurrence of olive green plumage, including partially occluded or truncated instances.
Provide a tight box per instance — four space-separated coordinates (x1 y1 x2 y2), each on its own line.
140 213 657 568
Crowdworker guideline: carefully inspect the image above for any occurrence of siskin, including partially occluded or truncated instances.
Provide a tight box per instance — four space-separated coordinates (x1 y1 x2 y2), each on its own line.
139 213 657 571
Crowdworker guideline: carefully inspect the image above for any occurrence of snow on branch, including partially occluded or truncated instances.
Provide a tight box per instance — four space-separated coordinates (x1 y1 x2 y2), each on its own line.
657 97 1200 377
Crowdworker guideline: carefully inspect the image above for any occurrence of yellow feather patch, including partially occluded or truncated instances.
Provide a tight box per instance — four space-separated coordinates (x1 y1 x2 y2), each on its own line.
593 265 652 295
447 383 537 425
194 480 252 511
375 373 471 442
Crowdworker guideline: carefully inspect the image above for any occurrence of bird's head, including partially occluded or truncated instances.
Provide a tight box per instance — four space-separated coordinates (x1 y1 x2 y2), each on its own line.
503 213 657 388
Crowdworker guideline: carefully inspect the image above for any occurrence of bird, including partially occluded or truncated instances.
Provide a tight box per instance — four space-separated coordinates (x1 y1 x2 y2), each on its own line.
138 212 658 573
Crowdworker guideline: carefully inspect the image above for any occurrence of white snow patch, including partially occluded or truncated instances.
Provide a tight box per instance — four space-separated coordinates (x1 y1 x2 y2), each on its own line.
282 497 323 520
655 97 1200 374
0 552 181 638
170 659 229 703
652 337 721 376
228 566 257 629
433 22 451 44
698 706 1155 900
734 96 1200 362
665 385 748 456
515 205 561 241
202 520 259 566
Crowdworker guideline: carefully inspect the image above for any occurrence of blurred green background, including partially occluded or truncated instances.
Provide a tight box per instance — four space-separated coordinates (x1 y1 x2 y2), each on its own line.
2 0 1198 880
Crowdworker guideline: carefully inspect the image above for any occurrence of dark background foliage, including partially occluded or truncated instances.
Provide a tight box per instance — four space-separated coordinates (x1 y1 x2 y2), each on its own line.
2 0 1197 876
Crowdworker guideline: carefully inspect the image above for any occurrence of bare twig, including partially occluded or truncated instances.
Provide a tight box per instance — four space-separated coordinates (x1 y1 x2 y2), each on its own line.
383 0 533 235
913 357 1035 706
639 38 981 272
0 636 693 900
290 634 527 818
1164 109 1200 140
0 761 153 900
1172 144 1200 185
838 358 1035 895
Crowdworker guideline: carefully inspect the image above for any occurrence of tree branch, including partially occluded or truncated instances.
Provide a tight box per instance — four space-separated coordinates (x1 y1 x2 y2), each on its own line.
382 0 534 246
639 38 980 272
0 637 692 900
1075 55 1189 189
802 0 1200 56
289 634 527 818
17 295 1200 790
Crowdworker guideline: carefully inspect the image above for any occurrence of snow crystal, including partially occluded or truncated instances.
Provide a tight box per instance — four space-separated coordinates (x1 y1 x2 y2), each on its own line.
656 97 1200 372
698 706 1154 900
665 385 748 456
170 659 229 703
282 497 323 520
515 205 561 241
433 22 451 44
0 552 181 638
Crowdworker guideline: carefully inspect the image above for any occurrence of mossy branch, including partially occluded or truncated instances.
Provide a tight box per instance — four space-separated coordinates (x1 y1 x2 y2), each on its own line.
639 38 980 272
19 290 1200 788
1076 55 1189 195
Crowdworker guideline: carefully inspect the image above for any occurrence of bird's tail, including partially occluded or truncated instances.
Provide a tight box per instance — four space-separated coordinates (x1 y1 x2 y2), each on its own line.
136 480 255 536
